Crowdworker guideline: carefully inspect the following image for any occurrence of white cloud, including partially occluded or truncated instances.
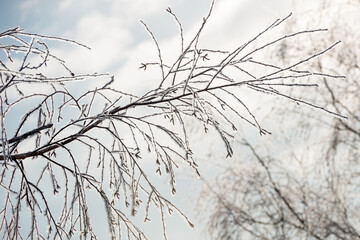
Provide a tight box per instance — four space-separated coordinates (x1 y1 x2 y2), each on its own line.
19 0 42 22
113 40 162 94
198 0 291 50
50 0 173 78
58 0 73 10
72 12 132 71
20 0 40 10
111 0 169 20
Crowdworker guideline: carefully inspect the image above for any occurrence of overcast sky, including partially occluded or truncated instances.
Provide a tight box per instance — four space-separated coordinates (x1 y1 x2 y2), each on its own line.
0 0 295 239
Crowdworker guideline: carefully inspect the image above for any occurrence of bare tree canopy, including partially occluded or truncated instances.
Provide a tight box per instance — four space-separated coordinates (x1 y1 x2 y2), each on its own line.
200 1 360 239
0 1 348 239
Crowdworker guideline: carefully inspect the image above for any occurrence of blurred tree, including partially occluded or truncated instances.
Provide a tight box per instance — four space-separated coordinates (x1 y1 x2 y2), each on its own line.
0 1 347 239
200 1 360 239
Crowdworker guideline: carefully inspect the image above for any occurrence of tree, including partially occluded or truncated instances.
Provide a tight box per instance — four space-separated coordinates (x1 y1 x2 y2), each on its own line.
0 1 346 239
200 1 360 239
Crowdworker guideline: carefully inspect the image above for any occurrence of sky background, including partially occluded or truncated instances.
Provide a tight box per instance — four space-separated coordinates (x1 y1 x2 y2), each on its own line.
0 1 314 239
